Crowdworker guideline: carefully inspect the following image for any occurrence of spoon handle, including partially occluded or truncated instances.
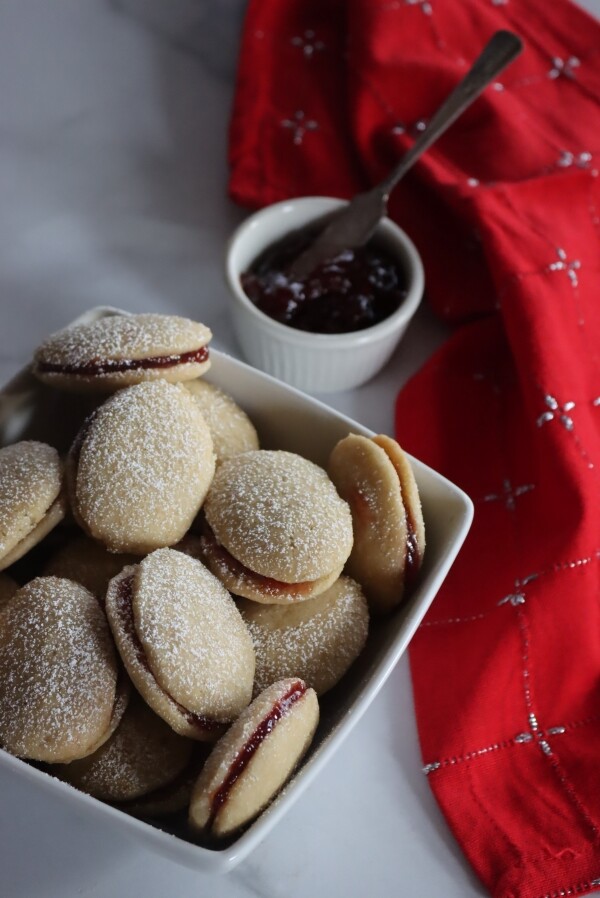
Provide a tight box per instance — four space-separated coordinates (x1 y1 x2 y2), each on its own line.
289 30 523 280
379 30 523 197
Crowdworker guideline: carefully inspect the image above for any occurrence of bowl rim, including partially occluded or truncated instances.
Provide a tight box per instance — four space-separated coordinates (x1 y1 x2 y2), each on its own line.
225 196 425 348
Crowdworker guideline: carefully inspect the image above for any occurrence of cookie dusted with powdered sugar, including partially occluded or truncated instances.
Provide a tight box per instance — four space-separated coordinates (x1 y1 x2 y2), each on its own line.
0 441 66 572
189 678 318 838
67 381 215 555
0 577 126 763
200 450 353 604
105 549 255 742
184 379 259 465
238 575 369 696
32 313 212 393
54 692 194 806
328 434 425 614
43 535 138 598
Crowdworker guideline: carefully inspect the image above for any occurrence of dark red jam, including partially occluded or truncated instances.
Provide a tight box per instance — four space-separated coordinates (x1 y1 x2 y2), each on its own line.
37 345 209 376
240 226 407 335
207 681 307 830
200 521 312 597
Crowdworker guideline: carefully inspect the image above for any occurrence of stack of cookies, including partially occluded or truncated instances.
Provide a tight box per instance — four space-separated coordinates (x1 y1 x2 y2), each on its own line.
0 312 425 840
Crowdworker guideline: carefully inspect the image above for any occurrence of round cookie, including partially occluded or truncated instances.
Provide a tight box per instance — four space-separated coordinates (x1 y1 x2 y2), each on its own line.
0 573 18 610
67 381 215 554
184 379 259 465
43 536 138 598
32 313 212 393
0 577 122 762
54 693 194 804
105 549 255 741
0 441 66 572
201 450 353 604
328 433 425 614
189 678 319 838
239 575 369 696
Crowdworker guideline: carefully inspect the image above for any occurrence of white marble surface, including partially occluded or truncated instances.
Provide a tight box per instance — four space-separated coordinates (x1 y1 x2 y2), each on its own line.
0 2 597 896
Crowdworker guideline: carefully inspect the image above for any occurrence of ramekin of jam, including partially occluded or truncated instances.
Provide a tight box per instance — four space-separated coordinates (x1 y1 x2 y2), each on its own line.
225 197 424 393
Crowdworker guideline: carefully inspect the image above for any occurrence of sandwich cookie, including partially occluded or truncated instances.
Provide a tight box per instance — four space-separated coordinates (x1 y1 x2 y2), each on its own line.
184 379 259 465
67 380 215 554
54 692 194 806
201 451 353 604
32 313 212 393
189 678 319 838
105 548 255 741
328 434 425 614
238 575 369 696
43 535 138 599
0 441 66 572
0 577 125 763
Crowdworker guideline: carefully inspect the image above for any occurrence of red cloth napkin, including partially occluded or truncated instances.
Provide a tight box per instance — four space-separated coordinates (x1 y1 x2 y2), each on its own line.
228 2 600 896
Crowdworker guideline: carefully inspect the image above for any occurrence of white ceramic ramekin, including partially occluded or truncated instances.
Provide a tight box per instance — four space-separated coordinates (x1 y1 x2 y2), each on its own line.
225 197 425 393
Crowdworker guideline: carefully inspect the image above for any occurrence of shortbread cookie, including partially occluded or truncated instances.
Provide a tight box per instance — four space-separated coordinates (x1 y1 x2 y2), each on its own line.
0 577 123 762
0 573 18 610
43 536 138 598
189 678 319 837
67 381 215 554
201 451 353 604
33 313 212 393
105 549 255 741
55 693 194 803
0 441 66 572
328 434 425 614
239 575 369 696
185 379 259 465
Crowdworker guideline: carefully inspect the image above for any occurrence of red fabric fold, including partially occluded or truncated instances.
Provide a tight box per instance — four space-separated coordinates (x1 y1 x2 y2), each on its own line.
228 2 600 895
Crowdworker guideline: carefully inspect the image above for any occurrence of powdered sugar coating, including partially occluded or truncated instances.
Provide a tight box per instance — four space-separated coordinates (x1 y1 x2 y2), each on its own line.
0 441 62 561
239 575 369 696
72 381 215 554
0 577 118 763
55 693 193 802
134 549 255 719
204 451 353 583
43 535 138 597
185 379 259 465
189 679 319 836
34 314 211 366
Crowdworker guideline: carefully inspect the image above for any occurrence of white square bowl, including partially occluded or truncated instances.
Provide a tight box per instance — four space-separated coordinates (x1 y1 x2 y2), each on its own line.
0 307 473 874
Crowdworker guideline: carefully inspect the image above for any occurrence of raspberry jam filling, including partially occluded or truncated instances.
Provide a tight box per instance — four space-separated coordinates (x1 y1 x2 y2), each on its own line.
200 522 314 597
37 345 209 376
115 574 227 735
208 680 307 830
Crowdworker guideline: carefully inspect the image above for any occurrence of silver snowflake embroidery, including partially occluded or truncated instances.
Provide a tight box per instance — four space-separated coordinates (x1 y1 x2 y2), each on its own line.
514 721 566 757
290 30 325 57
484 479 535 511
281 111 319 145
405 0 433 14
422 761 441 774
498 574 538 607
391 118 429 138
537 395 576 430
557 150 592 169
548 56 580 79
547 247 581 287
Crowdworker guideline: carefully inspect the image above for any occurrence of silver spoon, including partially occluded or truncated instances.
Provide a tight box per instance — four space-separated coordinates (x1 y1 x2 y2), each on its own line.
288 30 523 281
